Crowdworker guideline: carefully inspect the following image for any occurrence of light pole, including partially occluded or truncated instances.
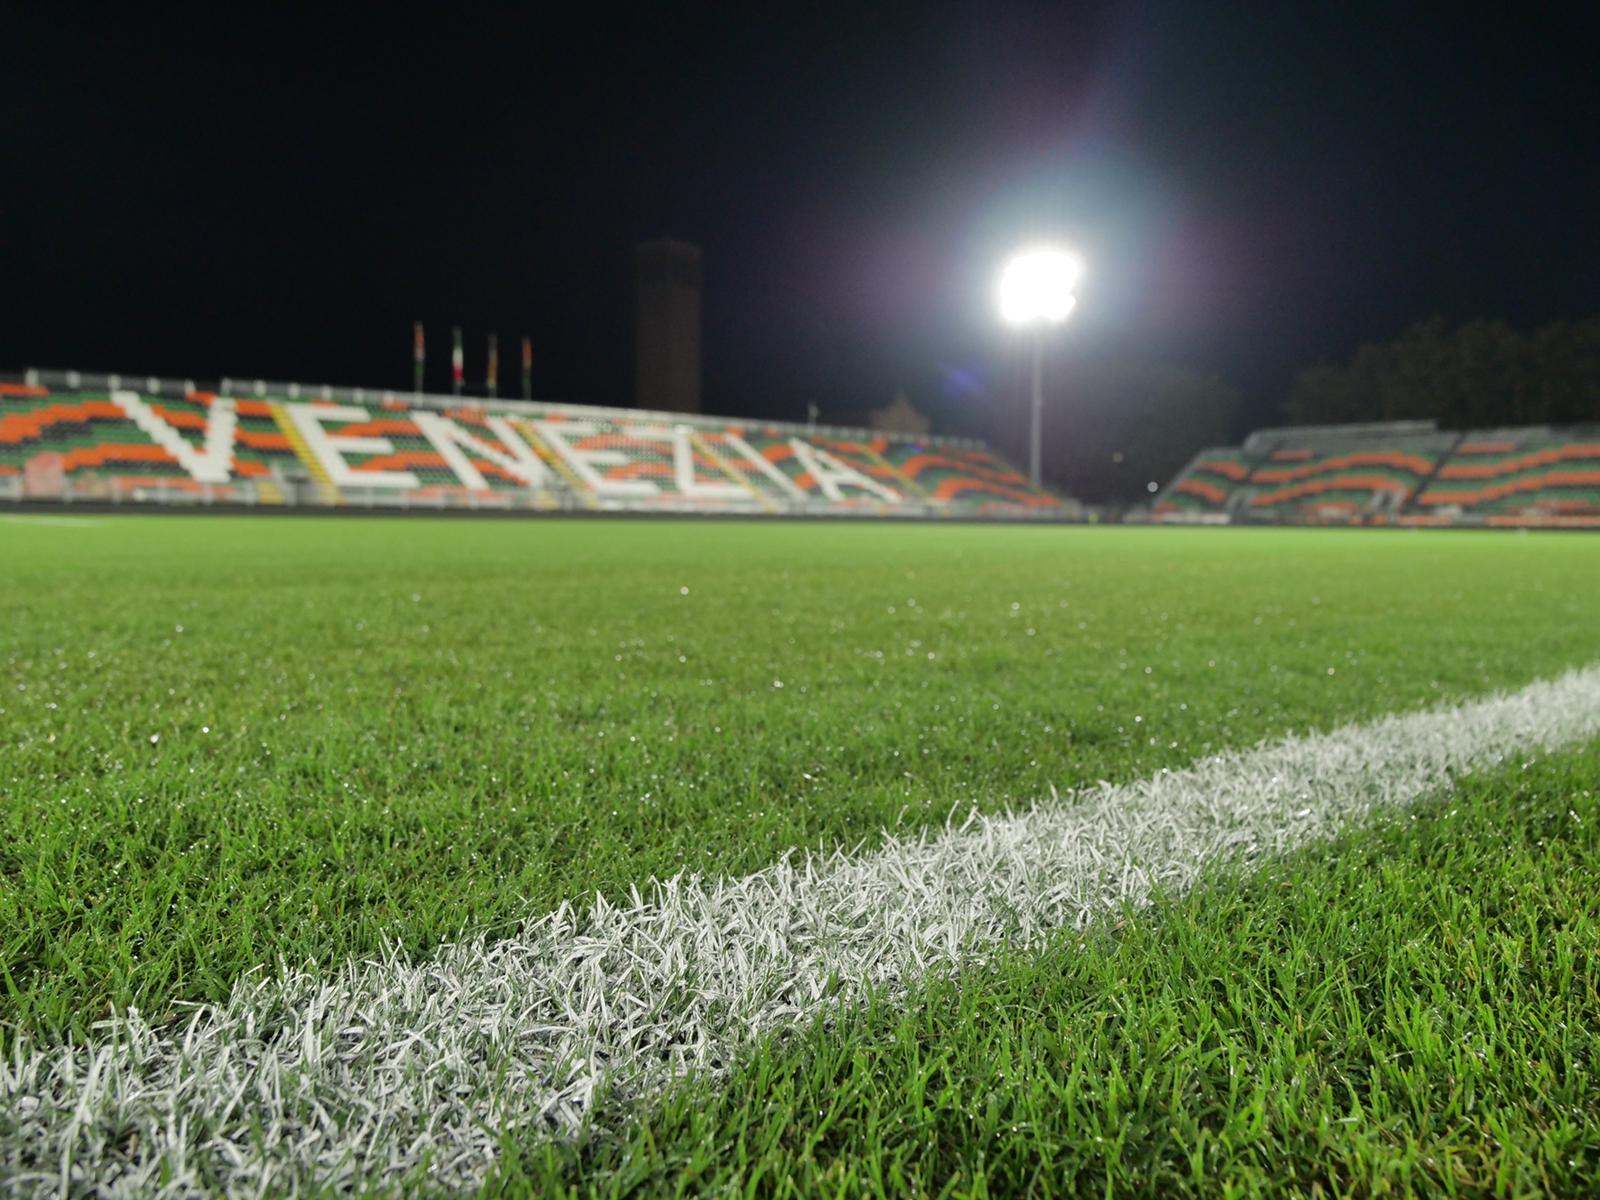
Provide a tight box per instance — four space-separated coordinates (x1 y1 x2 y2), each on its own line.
998 246 1081 489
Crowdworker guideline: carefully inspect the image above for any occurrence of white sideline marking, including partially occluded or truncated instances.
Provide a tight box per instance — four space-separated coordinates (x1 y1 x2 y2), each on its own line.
5 667 1600 1196
0 515 105 528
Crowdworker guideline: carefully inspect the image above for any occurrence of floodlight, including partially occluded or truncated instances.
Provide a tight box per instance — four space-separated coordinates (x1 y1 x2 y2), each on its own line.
996 244 1083 489
997 247 1082 326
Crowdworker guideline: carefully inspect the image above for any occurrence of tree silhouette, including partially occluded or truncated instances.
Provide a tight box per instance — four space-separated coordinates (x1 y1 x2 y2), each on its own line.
1285 316 1600 428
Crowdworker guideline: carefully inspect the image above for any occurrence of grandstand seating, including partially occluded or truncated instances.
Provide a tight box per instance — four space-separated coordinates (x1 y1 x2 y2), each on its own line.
1146 448 1254 523
0 374 1065 518
1408 428 1600 527
1155 421 1600 528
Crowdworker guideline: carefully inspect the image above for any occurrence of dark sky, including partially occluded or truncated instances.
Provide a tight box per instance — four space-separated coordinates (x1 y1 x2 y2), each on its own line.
5 2 1596 434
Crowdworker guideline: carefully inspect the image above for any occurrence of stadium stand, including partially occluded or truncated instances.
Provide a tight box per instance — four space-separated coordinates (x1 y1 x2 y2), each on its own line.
1407 428 1600 527
1145 447 1256 523
1154 419 1600 528
0 371 1067 519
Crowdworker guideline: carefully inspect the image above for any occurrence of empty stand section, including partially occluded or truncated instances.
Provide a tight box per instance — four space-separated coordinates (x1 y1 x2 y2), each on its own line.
1152 419 1600 528
1244 431 1456 524
1410 427 1600 527
1 373 1064 519
1153 448 1256 523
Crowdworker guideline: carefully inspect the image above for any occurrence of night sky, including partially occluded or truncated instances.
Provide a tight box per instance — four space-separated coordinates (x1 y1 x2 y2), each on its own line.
6 2 1596 436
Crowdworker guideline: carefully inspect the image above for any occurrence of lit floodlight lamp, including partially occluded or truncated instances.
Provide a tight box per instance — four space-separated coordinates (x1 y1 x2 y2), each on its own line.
996 244 1083 489
997 247 1082 326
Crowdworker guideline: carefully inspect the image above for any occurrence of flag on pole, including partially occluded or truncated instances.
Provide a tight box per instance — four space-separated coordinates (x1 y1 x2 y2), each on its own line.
412 322 425 396
486 332 499 399
451 326 464 396
521 335 532 400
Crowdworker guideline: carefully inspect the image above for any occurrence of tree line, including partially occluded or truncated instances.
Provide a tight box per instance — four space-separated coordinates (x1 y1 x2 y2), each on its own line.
1284 316 1600 429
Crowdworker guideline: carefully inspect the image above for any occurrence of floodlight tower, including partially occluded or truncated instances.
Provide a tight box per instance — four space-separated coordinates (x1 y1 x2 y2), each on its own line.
997 246 1082 489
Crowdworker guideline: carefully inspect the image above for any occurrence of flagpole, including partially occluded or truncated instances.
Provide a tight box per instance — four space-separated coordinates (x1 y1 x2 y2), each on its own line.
521 336 532 401
412 322 425 397
451 326 464 397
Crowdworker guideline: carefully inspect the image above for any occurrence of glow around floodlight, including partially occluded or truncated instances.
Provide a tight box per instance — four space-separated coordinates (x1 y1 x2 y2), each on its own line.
997 246 1082 326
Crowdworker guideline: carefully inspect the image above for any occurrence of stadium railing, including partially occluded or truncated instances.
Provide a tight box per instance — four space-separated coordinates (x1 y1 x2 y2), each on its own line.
0 371 1071 520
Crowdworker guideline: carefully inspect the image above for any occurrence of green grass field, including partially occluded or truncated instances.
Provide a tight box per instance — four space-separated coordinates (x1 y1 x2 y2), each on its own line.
517 751 1600 1198
3 515 1599 1195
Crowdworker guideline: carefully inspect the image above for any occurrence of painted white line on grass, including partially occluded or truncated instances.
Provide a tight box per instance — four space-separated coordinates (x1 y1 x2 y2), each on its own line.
0 514 106 528
6 666 1600 1197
